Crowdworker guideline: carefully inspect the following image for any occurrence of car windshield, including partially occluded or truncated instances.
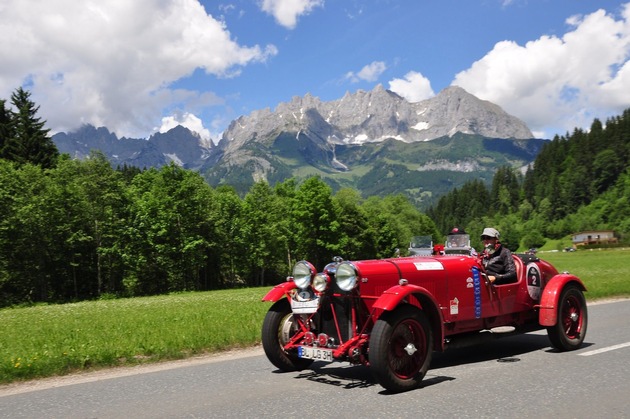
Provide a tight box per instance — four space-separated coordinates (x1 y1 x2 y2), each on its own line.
409 235 432 248
446 234 470 248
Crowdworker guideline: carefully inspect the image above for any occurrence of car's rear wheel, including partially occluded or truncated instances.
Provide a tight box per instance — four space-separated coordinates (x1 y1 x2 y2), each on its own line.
546 285 588 351
370 304 433 393
261 299 314 371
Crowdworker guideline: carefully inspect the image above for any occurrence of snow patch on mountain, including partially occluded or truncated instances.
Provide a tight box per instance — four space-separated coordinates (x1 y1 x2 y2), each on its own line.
416 159 481 172
412 122 430 131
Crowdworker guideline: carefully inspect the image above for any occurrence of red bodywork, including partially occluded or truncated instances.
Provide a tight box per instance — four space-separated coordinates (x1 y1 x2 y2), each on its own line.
262 252 586 365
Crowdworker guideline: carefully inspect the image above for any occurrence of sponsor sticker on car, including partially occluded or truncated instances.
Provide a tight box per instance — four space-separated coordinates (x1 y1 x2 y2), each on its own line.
413 261 444 270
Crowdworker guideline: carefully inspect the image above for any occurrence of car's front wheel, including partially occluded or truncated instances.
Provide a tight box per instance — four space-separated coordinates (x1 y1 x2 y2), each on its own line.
370 304 433 393
546 285 588 351
261 299 314 372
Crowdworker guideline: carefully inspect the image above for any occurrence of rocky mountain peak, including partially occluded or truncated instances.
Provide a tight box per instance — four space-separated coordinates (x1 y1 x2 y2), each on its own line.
411 85 533 139
53 124 212 170
219 85 533 154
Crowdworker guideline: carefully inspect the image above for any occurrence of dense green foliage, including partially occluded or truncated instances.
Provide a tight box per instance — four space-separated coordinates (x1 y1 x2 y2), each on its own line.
0 153 440 306
428 110 630 251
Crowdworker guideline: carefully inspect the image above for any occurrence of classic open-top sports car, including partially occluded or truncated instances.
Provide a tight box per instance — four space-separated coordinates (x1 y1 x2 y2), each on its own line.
261 247 587 392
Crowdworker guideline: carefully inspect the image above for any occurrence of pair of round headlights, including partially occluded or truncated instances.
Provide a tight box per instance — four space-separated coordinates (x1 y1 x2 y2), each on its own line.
292 260 358 292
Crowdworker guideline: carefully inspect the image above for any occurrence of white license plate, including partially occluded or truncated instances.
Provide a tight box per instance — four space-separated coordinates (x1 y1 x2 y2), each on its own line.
298 346 334 361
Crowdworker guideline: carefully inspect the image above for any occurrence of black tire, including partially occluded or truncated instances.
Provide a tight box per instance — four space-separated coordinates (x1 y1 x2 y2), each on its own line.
261 299 314 372
370 305 433 393
546 285 588 351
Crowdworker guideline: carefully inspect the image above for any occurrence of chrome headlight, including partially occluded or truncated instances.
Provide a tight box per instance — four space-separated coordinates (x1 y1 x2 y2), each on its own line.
292 261 315 290
312 272 329 293
335 262 358 292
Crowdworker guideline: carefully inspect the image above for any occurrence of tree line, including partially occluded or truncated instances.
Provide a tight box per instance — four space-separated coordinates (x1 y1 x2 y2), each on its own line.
428 109 630 250
0 154 441 306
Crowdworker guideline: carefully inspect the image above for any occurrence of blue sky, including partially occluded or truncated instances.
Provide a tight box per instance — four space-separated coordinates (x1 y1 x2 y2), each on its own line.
1 1 629 142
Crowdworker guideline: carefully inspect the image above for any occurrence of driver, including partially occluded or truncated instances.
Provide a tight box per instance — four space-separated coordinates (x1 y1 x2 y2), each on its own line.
480 227 516 284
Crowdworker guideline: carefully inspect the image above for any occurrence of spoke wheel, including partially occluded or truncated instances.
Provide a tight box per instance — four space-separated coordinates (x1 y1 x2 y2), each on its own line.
370 305 433 392
261 299 314 371
547 285 588 351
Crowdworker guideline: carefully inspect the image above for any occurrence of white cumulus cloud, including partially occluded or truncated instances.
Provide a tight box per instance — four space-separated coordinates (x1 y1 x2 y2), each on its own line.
388 71 435 102
159 112 211 144
345 61 387 83
259 0 324 29
452 4 630 138
0 0 278 139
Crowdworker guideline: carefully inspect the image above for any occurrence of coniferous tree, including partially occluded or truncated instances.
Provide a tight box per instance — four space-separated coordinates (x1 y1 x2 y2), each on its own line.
490 166 521 215
0 99 12 158
6 88 59 168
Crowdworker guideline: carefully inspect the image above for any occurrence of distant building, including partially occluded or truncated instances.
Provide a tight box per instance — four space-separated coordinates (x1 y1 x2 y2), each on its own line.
571 230 617 247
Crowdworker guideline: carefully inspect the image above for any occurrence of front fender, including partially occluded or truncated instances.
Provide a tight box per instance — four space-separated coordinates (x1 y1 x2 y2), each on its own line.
372 284 446 351
261 281 296 302
372 284 435 311
537 273 587 326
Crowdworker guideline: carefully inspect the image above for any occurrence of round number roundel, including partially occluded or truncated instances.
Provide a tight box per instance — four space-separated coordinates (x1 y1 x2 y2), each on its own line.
526 263 542 301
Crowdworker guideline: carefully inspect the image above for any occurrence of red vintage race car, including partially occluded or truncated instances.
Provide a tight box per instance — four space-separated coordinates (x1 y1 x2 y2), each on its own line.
261 248 587 393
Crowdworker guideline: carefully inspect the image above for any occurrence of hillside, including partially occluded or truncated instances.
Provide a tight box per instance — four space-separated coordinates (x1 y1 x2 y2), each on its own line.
428 109 630 248
52 85 542 206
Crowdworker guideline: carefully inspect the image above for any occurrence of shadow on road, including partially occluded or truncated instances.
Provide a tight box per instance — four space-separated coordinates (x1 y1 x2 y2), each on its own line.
431 332 552 368
285 332 568 387
278 331 593 393
291 364 456 392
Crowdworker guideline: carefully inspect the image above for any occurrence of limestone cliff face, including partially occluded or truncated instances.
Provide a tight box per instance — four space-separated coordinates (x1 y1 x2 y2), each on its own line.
219 85 533 151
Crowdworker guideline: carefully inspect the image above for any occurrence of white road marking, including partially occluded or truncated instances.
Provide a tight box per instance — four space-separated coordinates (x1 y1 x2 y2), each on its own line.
579 342 630 356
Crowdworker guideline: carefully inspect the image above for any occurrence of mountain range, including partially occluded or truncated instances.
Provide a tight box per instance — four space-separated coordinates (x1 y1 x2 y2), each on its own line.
52 85 547 207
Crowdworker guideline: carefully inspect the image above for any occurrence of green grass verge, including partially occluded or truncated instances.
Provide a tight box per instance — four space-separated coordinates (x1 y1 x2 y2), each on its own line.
536 248 630 300
2 249 629 384
0 288 269 384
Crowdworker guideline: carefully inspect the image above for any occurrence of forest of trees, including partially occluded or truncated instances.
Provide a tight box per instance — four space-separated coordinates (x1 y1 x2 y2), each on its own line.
1 87 629 307
428 110 630 251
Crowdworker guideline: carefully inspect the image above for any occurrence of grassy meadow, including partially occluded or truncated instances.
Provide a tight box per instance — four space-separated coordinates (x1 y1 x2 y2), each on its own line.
1 248 629 384
0 288 270 384
536 248 630 300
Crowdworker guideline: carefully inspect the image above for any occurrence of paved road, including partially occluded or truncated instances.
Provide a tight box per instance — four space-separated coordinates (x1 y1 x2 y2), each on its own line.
1 299 629 419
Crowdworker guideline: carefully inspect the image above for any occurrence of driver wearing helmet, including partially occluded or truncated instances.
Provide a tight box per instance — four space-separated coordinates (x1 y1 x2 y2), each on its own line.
480 228 516 284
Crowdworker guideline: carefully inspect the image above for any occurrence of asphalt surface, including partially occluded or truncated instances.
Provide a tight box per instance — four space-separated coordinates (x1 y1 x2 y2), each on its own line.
1 298 629 419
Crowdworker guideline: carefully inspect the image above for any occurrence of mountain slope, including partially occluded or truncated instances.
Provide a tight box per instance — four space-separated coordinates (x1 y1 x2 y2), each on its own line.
202 85 541 204
52 85 543 207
